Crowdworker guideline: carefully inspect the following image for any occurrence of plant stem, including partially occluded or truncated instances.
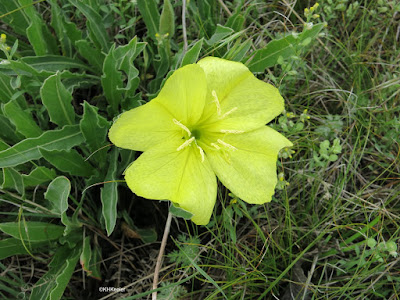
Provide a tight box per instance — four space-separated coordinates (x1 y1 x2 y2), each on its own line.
152 212 173 300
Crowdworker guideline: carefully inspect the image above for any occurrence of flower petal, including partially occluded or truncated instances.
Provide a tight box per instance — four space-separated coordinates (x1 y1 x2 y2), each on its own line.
154 64 207 126
197 57 284 131
206 126 292 204
124 139 217 225
108 101 180 151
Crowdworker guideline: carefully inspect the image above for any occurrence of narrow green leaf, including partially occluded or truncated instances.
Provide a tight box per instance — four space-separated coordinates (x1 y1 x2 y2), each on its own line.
169 203 193 220
50 0 75 57
101 149 119 236
0 238 48 260
206 24 234 45
69 0 110 52
0 114 21 143
80 236 92 276
0 73 20 104
0 1 30 36
80 101 109 162
75 40 105 73
0 125 84 168
101 44 123 113
247 23 324 72
226 39 252 62
40 72 75 126
137 0 160 41
0 222 64 242
159 0 175 37
45 176 70 215
30 245 81 300
2 99 42 138
39 148 95 177
22 166 57 187
1 168 24 195
181 39 204 66
19 55 95 74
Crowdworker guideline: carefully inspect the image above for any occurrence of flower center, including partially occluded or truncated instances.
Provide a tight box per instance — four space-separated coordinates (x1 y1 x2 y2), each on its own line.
173 119 205 162
191 129 201 139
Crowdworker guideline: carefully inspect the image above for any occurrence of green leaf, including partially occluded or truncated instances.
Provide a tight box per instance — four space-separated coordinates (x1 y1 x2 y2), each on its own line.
30 245 81 300
69 0 110 52
181 39 204 66
22 166 57 187
0 238 48 260
39 148 95 177
169 203 193 220
0 1 29 36
0 113 21 143
137 0 160 41
80 236 92 276
0 125 84 168
101 44 124 113
159 0 175 37
101 148 119 236
247 23 324 72
1 168 24 195
226 39 252 62
0 72 24 104
20 55 94 73
44 176 70 215
206 24 234 45
0 222 64 242
75 40 105 73
80 101 109 162
2 99 43 138
40 72 76 126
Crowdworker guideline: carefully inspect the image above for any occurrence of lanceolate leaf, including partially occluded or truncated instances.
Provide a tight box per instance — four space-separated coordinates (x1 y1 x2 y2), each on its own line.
80 101 109 161
23 166 57 187
0 222 64 242
0 125 84 168
101 149 119 236
137 0 160 41
40 72 76 126
0 238 49 260
246 23 325 72
39 148 95 177
44 176 70 215
101 44 123 113
2 99 43 138
1 168 24 195
30 245 81 300
69 0 110 52
181 39 204 67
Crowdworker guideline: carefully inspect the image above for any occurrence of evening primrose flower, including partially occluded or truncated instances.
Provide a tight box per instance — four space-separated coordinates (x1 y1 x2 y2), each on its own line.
109 57 292 225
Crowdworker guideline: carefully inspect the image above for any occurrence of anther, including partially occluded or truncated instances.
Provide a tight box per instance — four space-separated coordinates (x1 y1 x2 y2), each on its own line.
177 137 195 151
197 145 205 162
173 118 191 136
212 90 221 116
211 143 221 150
220 107 238 119
220 129 244 134
217 139 237 150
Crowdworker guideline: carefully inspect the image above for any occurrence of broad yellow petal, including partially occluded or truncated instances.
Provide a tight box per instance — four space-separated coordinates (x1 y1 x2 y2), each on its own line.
108 101 180 151
125 139 217 225
197 57 284 131
154 64 207 126
206 126 292 204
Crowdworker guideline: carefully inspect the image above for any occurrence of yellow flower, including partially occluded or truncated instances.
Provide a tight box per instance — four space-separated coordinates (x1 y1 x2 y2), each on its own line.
109 57 292 225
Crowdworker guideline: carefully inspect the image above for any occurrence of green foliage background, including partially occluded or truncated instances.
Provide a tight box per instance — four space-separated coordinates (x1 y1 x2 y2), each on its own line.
0 0 399 299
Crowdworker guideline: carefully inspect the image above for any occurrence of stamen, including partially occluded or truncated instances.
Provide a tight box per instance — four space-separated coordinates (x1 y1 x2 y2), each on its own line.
210 143 221 150
220 107 238 119
173 118 191 136
197 145 205 162
177 137 195 151
212 90 221 116
220 129 244 134
217 139 237 150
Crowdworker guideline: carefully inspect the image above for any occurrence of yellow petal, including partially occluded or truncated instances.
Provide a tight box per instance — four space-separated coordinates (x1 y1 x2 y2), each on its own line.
154 64 207 126
124 139 217 225
206 126 292 204
108 101 180 151
197 57 284 131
